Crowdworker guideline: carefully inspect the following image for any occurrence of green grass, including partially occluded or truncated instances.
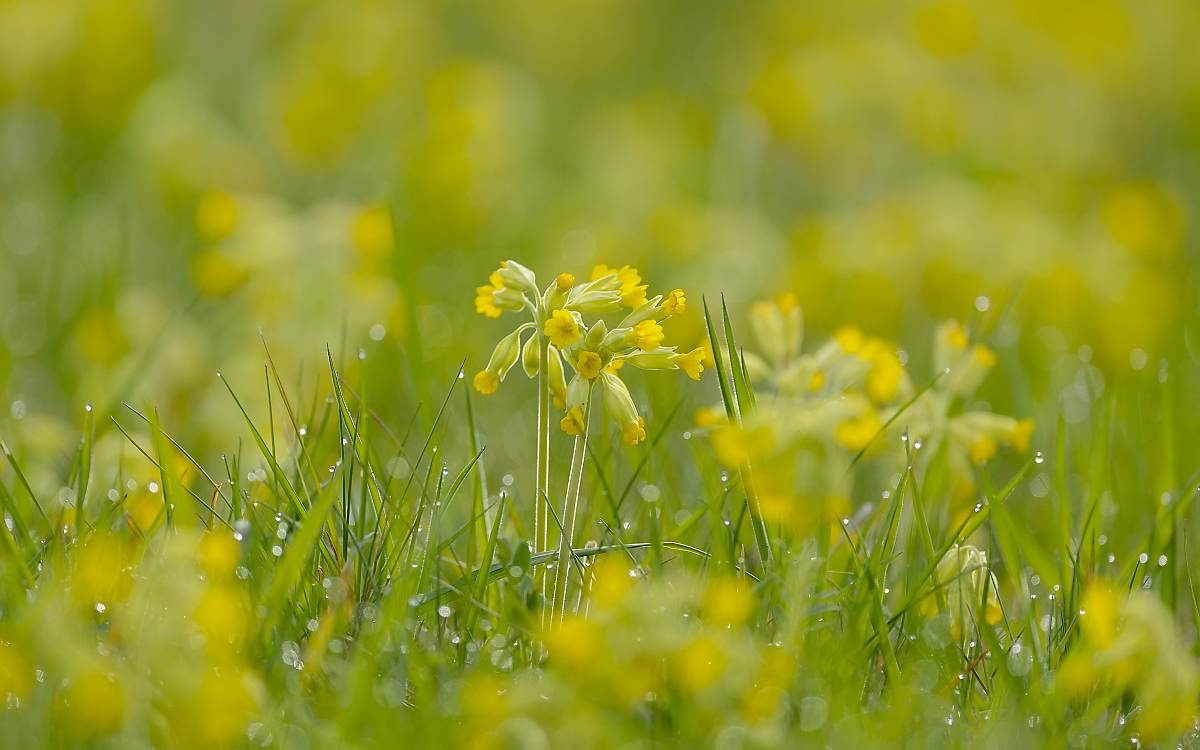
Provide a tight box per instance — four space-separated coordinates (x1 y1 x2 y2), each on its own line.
0 301 1197 750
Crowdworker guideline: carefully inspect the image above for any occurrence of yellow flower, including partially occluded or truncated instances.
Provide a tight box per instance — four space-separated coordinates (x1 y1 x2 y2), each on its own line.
711 424 774 466
576 350 602 379
671 348 705 380
474 285 502 318
973 344 997 368
863 344 903 403
835 411 882 451
555 272 576 290
560 407 586 436
195 189 239 242
945 320 969 350
1010 419 1034 452
473 370 499 395
626 320 664 352
352 205 393 262
592 264 648 308
968 435 997 464
622 417 647 445
809 370 825 392
834 325 864 354
606 358 625 374
59 667 127 739
704 577 755 627
673 636 728 692
198 531 242 580
663 288 687 315
544 309 582 348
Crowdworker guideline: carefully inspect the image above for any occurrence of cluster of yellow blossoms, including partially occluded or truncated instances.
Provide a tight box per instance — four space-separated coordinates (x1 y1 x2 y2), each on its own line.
707 295 1034 529
1057 584 1198 741
472 261 701 444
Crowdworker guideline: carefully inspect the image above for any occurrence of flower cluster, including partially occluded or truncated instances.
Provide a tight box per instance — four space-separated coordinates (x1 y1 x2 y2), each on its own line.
473 261 702 444
1056 584 1198 740
706 296 1034 532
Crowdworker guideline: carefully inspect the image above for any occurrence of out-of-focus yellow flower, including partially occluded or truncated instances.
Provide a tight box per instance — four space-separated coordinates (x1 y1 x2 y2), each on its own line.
71 537 134 609
1011 419 1035 453
192 249 250 298
626 319 664 352
193 584 251 651
544 309 582 348
555 272 576 290
0 641 33 702
589 555 633 610
173 669 261 749
967 435 997 465
72 308 129 366
58 666 127 740
712 424 775 466
1059 584 1198 741
834 411 882 452
671 348 705 380
198 531 241 580
860 339 903 403
195 190 239 242
1101 183 1185 260
834 326 864 354
351 204 393 262
703 577 755 627
544 615 602 672
673 635 727 692
911 0 978 58
694 406 725 428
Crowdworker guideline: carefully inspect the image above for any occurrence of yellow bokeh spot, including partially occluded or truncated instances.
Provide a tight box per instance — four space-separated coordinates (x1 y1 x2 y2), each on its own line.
352 205 394 263
1101 183 1185 259
195 190 239 242
703 576 755 627
59 667 127 740
193 249 250 298
544 615 602 673
0 641 33 702
73 308 128 366
198 531 242 579
835 411 882 452
912 0 978 58
673 636 727 692
193 584 252 651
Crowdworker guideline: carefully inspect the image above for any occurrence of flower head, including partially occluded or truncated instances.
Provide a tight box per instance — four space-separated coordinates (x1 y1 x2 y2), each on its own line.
592 264 649 309
545 309 582 348
672 348 705 380
663 288 686 315
626 320 664 352
576 350 602 380
560 407 586 436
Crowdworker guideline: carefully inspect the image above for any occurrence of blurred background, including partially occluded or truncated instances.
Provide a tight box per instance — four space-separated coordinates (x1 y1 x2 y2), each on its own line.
1 0 1198 482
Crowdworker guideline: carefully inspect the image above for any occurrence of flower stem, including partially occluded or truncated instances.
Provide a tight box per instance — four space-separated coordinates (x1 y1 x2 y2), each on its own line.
549 386 592 628
535 332 551 601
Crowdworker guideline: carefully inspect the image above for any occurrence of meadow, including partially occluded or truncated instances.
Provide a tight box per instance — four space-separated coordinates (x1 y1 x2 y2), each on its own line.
2 0 1200 748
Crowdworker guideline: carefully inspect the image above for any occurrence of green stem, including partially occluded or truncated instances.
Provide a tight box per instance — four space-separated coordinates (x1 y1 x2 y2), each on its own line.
535 332 551 598
550 386 592 628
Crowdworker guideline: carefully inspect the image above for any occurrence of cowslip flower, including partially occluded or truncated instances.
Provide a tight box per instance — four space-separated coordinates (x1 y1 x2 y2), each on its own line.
471 260 702 445
886 319 1034 499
